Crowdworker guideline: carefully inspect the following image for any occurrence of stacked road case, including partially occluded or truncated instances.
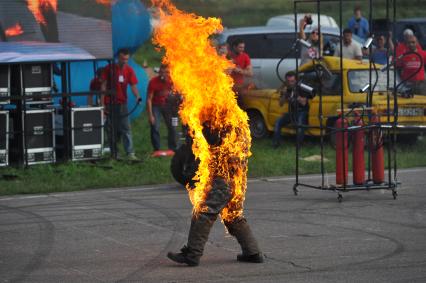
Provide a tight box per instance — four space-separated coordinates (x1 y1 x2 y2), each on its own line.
22 109 55 165
71 107 104 161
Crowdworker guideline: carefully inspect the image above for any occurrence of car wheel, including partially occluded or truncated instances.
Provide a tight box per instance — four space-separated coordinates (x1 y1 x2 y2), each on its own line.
248 110 268 139
170 143 197 188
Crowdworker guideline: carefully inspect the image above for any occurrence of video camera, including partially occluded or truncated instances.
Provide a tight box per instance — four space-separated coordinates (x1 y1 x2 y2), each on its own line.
304 15 313 26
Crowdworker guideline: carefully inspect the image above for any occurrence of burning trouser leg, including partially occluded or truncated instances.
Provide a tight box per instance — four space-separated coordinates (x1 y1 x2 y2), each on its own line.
224 217 263 263
168 178 230 266
168 178 263 266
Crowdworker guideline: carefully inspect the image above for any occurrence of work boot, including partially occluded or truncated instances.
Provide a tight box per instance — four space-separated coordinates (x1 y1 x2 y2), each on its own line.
167 246 199 266
167 214 216 266
225 217 263 263
237 253 264 263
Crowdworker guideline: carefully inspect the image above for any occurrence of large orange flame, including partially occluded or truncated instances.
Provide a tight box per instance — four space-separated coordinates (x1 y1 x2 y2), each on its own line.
5 23 24 37
26 0 57 25
151 0 251 222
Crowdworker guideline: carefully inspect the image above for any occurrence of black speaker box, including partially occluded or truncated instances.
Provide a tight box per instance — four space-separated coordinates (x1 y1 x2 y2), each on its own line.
21 64 53 105
22 109 55 165
71 107 103 161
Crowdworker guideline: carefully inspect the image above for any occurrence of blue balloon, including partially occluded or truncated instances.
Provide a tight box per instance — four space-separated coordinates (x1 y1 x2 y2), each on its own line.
112 0 152 55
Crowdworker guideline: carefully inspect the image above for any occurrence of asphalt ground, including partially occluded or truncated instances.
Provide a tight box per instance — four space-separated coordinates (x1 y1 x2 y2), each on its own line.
1 168 426 283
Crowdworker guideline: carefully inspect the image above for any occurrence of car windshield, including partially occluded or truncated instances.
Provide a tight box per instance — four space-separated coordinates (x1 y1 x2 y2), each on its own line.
348 69 400 93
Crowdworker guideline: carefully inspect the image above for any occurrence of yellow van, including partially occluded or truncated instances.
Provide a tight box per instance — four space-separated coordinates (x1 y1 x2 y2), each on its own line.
242 56 426 141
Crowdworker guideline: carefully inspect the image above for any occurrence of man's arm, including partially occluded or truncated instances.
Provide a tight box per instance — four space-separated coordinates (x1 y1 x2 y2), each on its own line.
100 80 107 106
354 44 363 60
387 32 395 53
131 84 142 102
363 18 370 36
243 64 253 77
278 85 288 107
299 18 307 40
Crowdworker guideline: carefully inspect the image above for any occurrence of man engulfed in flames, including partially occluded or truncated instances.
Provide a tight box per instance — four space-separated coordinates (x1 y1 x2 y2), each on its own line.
151 0 263 266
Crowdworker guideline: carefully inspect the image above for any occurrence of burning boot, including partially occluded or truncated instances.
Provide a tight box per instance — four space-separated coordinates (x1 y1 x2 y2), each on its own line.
167 213 216 266
224 217 263 263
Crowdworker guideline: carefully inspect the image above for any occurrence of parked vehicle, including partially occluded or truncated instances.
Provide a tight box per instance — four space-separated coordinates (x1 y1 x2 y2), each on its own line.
266 13 339 30
241 56 426 142
215 25 364 89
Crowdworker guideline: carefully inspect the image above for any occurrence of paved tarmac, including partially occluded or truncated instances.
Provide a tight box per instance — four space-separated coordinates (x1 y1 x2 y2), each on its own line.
1 168 426 283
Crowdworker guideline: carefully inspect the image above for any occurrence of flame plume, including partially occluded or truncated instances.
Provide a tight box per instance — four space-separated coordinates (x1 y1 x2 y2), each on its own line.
5 23 24 37
26 0 57 25
151 0 251 222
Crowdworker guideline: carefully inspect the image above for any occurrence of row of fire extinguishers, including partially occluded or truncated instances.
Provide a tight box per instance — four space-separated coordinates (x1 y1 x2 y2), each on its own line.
335 111 385 186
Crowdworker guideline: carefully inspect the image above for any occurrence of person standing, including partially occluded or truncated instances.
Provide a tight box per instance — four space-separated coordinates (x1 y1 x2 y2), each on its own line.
347 5 369 40
396 35 426 93
146 64 177 152
272 71 309 148
396 29 423 58
299 17 323 65
371 34 394 65
167 116 263 266
229 38 253 105
334 28 363 60
101 48 141 160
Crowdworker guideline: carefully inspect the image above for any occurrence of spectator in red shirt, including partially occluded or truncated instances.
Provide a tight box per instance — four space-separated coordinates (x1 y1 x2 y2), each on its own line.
396 29 423 58
229 38 253 106
101 48 142 160
146 64 177 152
397 35 426 81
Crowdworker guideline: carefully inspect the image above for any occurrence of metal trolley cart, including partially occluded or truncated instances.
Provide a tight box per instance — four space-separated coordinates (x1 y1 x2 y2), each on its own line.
289 0 425 202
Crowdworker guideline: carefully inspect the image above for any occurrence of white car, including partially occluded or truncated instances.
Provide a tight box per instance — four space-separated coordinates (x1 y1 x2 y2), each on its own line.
266 13 339 29
215 25 362 89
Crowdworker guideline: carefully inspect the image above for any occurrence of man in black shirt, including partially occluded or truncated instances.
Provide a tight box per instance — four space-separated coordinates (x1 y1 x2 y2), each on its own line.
272 71 309 148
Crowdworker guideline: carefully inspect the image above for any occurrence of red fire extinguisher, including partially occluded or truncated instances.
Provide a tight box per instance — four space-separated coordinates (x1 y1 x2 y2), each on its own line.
370 113 385 184
335 115 348 185
352 112 365 185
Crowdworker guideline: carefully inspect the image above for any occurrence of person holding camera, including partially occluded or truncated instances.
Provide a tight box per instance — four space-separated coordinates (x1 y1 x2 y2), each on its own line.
146 64 178 152
272 71 309 148
299 15 323 65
